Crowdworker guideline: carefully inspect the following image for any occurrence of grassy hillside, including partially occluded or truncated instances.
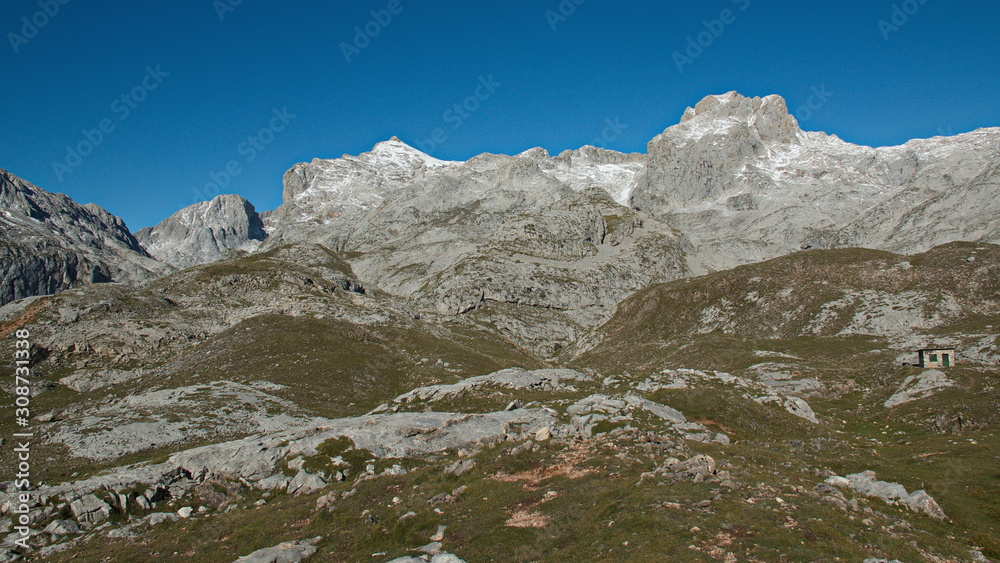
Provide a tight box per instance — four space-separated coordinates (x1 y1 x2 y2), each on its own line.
2 242 997 562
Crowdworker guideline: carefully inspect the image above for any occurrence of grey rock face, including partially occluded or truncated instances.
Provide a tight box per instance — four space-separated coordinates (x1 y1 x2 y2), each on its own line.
254 93 998 355
286 470 326 496
631 92 1000 270
267 142 691 353
0 169 170 305
42 519 80 537
623 394 686 424
58 369 147 393
135 194 267 270
145 512 180 526
636 92 799 209
390 367 593 404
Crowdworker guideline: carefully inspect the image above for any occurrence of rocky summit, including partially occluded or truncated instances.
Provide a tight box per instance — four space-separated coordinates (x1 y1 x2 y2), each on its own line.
135 194 267 270
0 92 998 562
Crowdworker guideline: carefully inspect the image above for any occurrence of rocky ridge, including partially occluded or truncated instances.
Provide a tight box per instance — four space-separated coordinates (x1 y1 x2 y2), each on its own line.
257 92 1000 325
0 170 169 305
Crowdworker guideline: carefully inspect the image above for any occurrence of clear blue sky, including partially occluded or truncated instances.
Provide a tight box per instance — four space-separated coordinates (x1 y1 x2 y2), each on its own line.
1 0 998 230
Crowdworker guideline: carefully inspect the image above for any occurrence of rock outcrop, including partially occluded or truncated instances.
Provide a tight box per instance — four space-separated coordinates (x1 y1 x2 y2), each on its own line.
234 537 322 563
826 471 948 520
884 370 955 408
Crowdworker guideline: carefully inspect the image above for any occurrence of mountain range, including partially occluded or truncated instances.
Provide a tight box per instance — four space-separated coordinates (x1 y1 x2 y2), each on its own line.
0 92 998 562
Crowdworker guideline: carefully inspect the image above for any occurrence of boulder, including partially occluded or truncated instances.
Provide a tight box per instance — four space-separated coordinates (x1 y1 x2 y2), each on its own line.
287 470 326 496
42 519 80 537
146 513 180 526
233 536 322 563
827 471 947 520
256 474 292 491
69 494 113 525
443 460 477 477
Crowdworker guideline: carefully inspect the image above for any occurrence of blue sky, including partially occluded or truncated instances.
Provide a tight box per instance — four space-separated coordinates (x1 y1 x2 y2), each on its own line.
1 0 998 230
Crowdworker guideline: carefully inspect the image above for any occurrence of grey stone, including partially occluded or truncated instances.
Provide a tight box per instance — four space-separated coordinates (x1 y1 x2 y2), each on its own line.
828 471 948 520
287 470 327 496
884 370 955 408
42 519 80 536
69 494 112 525
59 369 147 393
624 394 686 423
395 368 592 404
145 513 179 526
233 536 321 563
443 460 477 477
255 474 291 491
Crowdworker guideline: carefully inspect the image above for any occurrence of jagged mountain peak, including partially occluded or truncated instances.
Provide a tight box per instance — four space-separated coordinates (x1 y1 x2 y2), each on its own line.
178 194 257 227
516 147 551 160
365 136 455 169
135 194 266 270
673 91 799 146
681 91 787 120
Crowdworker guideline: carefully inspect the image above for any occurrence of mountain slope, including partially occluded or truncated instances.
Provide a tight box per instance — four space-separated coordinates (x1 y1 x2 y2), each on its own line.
1 91 999 562
4 242 998 562
0 169 170 305
573 241 1000 373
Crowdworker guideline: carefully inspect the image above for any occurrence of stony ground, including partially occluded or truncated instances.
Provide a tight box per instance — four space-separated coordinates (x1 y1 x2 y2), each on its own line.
0 243 997 562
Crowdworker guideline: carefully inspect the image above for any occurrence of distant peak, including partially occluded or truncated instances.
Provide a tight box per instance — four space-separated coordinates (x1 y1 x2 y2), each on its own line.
369 137 454 167
372 136 422 153
675 91 799 144
516 147 550 159
680 91 792 124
